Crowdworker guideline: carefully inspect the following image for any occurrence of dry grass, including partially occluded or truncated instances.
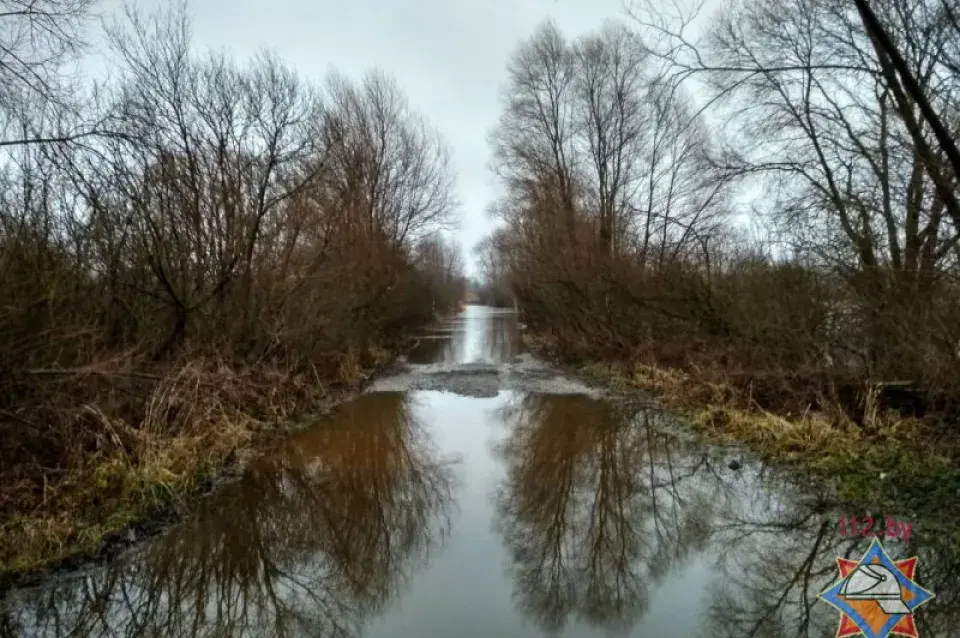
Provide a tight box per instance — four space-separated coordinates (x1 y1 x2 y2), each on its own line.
555 333 960 514
0 344 396 580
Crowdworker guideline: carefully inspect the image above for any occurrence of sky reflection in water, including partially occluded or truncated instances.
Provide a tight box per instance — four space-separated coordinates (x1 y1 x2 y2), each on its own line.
2 308 958 638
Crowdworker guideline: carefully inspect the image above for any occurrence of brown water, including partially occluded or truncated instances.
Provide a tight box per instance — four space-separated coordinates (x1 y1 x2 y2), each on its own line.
2 306 959 637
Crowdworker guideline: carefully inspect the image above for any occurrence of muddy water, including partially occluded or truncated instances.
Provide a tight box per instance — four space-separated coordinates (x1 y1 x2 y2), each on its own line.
2 306 959 637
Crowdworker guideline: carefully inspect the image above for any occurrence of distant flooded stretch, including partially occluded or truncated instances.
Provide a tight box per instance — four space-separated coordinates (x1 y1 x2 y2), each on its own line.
2 307 958 637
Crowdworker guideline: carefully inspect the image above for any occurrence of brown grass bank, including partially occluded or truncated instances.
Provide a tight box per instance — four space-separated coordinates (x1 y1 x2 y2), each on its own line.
524 330 960 519
0 343 405 586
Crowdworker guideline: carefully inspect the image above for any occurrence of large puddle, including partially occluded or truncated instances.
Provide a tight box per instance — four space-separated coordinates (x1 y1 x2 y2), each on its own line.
2 307 958 637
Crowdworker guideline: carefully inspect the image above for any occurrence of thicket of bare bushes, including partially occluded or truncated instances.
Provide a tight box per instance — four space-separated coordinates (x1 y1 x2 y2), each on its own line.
483 0 960 423
0 1 463 572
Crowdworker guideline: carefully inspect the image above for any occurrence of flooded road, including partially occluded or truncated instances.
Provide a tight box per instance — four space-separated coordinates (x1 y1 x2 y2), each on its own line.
2 306 959 637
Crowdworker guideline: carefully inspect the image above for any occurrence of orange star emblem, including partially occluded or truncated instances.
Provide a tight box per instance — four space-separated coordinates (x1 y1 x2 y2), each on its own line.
819 538 934 638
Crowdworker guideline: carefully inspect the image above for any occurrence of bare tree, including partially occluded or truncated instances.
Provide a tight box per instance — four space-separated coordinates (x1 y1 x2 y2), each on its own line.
71 1 324 356
0 0 103 147
491 20 581 241
572 22 647 255
631 0 960 378
321 70 456 250
487 18 732 358
854 0 960 185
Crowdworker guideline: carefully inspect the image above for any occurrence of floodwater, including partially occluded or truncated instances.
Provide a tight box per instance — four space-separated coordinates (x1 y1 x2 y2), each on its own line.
2 306 959 637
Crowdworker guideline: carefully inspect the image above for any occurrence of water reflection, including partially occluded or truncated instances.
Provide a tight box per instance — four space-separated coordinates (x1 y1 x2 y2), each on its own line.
407 306 521 365
707 502 960 637
2 393 457 638
4 306 960 637
493 393 960 637
493 394 725 634
407 335 457 365
706 489 850 636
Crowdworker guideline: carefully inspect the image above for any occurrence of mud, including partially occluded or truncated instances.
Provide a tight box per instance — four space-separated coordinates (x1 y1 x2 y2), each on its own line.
369 353 607 398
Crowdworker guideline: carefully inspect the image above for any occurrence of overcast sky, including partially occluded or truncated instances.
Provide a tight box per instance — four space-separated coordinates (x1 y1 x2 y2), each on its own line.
85 0 659 276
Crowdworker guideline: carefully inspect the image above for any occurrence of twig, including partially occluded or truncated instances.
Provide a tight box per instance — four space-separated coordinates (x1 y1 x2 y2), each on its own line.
25 368 164 381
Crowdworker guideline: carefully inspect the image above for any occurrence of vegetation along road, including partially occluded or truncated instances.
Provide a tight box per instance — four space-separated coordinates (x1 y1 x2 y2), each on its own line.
1 0 960 636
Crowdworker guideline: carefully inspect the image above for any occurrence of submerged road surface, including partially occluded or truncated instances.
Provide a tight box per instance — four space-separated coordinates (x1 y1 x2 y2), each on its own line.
2 306 958 637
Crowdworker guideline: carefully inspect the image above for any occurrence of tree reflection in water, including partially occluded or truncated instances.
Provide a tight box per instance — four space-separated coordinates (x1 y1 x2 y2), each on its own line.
407 309 519 364
1 392 457 638
706 496 960 637
4 388 959 638
493 393 960 637
492 393 729 635
481 311 520 362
